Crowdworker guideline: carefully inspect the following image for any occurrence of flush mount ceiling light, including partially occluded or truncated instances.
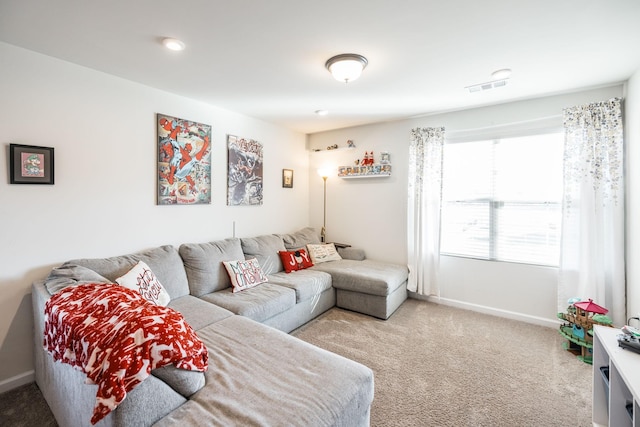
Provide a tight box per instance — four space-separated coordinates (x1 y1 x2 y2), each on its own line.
325 54 368 83
315 109 329 116
162 37 185 51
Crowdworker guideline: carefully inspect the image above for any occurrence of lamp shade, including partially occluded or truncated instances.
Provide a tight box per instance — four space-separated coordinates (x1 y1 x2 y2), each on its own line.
325 54 368 83
317 168 334 178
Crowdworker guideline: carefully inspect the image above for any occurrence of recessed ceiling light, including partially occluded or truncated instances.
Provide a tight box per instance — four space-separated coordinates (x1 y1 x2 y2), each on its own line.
491 68 512 80
162 38 185 51
315 110 329 116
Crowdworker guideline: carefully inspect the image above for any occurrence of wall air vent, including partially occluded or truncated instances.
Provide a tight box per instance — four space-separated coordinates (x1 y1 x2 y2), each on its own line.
465 78 509 93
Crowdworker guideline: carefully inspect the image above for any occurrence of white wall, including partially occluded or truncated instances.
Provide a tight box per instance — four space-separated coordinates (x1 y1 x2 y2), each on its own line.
309 85 625 326
625 68 640 321
0 42 309 390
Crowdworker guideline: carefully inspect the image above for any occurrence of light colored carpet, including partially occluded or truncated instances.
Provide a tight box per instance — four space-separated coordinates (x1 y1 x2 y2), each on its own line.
291 299 593 427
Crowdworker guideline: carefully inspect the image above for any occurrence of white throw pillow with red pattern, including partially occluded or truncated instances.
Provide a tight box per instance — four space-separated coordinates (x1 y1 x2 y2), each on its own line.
116 260 171 306
222 258 268 292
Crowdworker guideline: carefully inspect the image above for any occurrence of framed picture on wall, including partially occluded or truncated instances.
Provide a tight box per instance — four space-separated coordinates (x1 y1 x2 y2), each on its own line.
227 135 263 206
157 114 212 205
282 169 293 188
9 144 55 184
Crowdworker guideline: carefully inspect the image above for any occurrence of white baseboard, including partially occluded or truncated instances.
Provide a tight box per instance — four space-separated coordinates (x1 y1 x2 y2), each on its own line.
0 370 35 394
410 293 561 329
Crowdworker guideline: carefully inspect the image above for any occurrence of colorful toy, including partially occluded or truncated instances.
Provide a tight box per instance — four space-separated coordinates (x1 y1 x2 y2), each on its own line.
361 151 374 166
558 298 613 364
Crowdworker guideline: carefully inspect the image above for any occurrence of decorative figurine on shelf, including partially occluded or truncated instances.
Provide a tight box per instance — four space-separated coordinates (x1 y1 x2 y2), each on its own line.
327 144 338 150
558 298 613 364
362 151 375 166
347 140 356 148
380 151 390 164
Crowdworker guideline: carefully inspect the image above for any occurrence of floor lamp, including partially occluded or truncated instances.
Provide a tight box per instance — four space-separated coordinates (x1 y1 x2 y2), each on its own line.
318 169 331 243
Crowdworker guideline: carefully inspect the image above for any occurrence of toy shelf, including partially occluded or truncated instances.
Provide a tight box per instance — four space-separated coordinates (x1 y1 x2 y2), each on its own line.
340 173 391 179
593 326 640 427
338 164 391 179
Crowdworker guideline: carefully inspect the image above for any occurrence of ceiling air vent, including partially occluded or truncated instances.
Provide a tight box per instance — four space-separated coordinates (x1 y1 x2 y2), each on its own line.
465 78 509 93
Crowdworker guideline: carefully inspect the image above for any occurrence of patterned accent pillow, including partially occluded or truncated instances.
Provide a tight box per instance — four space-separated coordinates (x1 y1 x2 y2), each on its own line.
278 249 314 273
222 258 268 292
115 260 171 306
306 243 343 264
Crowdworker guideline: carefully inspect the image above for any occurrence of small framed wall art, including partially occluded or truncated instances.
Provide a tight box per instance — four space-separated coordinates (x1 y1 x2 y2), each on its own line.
9 144 55 184
282 169 293 188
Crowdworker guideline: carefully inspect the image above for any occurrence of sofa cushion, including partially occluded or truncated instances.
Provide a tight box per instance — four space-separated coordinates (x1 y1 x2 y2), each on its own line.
151 365 205 398
115 260 171 306
240 235 286 275
277 227 321 251
67 245 190 299
337 246 366 261
200 284 295 323
179 238 245 296
222 258 269 292
268 270 332 303
168 295 234 331
153 315 374 427
44 264 111 294
311 259 408 297
278 249 314 273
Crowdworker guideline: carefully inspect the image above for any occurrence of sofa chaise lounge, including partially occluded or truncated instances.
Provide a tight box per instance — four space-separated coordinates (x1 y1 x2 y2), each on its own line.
32 228 408 426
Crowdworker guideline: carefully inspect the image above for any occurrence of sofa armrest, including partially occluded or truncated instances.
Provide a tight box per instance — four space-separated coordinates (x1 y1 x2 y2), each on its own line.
337 247 366 261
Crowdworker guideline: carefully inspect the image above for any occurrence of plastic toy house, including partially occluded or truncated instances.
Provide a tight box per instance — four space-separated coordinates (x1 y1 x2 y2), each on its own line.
558 298 613 364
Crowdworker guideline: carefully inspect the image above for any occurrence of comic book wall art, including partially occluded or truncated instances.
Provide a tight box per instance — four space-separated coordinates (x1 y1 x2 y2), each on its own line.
157 114 212 205
227 135 263 206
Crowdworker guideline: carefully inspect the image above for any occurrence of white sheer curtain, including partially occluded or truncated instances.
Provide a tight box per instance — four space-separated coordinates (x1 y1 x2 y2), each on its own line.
559 98 626 326
407 127 445 296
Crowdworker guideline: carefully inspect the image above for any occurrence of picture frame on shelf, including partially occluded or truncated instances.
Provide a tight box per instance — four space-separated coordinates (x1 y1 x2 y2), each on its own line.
282 169 293 188
9 143 55 185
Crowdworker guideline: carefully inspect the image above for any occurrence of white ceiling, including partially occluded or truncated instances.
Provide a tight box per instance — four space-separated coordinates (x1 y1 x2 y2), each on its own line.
1 0 640 134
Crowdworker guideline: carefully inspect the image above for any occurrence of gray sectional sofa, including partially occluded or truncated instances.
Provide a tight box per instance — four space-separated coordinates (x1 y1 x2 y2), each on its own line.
32 228 408 426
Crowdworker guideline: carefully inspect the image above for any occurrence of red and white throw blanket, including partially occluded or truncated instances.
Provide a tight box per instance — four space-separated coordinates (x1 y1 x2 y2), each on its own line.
44 283 208 424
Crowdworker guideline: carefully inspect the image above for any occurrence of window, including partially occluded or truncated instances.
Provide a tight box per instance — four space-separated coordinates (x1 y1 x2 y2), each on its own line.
440 132 563 266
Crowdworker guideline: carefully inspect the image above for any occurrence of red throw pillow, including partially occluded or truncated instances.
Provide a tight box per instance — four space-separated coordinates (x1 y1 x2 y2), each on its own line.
278 249 314 273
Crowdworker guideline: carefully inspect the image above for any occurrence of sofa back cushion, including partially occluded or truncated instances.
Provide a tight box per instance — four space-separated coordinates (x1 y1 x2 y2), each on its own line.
45 264 112 295
240 235 286 275
67 245 190 300
179 238 245 296
277 227 321 251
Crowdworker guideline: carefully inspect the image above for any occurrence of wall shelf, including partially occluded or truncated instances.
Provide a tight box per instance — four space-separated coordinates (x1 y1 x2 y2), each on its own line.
340 173 391 179
338 164 391 179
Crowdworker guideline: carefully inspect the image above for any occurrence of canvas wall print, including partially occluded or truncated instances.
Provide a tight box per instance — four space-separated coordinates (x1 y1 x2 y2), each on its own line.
157 114 212 205
227 135 263 206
